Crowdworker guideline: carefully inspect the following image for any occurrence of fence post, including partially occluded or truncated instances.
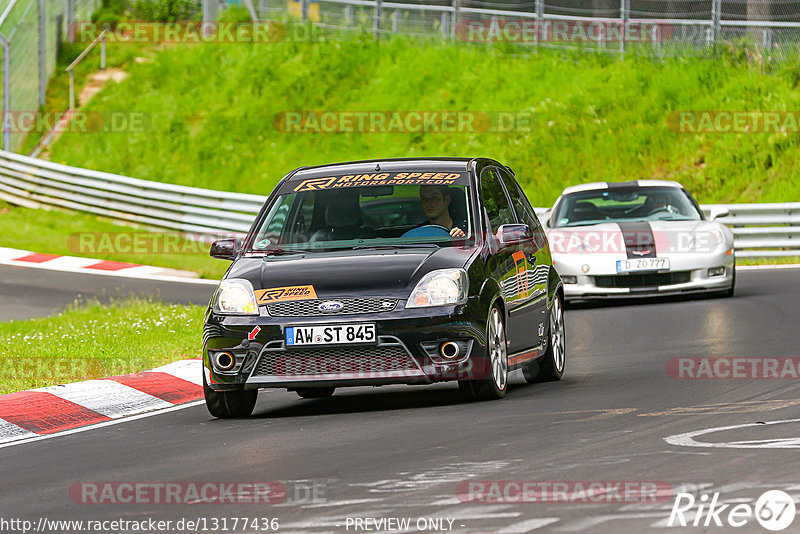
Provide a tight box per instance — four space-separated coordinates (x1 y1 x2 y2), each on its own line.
1 36 10 151
441 11 449 40
711 0 721 49
619 0 628 59
452 0 460 42
202 0 218 37
345 5 353 27
301 0 309 21
67 0 74 43
38 0 46 107
391 11 398 33
373 0 382 40
534 0 543 51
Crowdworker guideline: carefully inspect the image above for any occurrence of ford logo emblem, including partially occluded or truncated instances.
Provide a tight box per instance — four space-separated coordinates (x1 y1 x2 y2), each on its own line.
318 301 344 312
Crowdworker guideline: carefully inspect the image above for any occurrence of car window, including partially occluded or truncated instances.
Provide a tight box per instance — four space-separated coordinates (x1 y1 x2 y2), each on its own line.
498 168 540 231
480 168 516 232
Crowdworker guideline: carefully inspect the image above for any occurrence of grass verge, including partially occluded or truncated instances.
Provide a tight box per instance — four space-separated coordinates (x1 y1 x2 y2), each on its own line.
0 297 205 394
44 28 800 207
0 200 229 279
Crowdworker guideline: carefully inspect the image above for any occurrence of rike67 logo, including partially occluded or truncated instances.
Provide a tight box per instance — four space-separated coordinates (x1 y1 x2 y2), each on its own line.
668 490 796 531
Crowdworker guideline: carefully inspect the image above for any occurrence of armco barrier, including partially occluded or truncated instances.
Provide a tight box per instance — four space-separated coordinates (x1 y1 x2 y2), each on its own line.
0 150 797 258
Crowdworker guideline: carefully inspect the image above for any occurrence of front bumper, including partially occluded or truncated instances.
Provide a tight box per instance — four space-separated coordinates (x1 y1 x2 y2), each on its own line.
554 251 735 300
203 300 486 390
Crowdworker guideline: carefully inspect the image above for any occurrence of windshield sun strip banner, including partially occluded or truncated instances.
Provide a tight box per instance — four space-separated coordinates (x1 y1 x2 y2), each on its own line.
285 171 470 192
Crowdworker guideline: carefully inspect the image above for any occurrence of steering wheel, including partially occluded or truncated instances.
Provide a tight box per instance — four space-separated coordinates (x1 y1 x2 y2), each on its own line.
649 205 675 215
401 225 452 238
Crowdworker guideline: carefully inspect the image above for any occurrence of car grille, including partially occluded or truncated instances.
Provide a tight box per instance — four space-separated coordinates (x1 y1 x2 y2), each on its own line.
252 345 419 377
266 298 398 317
594 271 691 289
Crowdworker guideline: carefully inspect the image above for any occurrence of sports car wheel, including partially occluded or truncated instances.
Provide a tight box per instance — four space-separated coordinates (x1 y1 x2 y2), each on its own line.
523 292 565 383
296 387 335 399
203 374 257 418
459 306 508 400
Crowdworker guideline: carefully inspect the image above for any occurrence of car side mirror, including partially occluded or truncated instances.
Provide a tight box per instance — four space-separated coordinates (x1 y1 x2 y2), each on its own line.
709 208 730 220
498 224 533 247
210 238 241 260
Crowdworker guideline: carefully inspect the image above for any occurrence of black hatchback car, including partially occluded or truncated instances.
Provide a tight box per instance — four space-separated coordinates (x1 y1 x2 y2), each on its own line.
204 158 565 417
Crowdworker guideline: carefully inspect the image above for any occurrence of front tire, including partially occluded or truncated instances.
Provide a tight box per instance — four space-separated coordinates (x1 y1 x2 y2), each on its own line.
523 292 565 383
459 306 508 400
203 374 257 418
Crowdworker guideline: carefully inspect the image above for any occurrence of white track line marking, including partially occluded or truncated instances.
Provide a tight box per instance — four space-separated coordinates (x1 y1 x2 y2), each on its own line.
497 518 560 533
0 418 38 444
665 418 800 449
34 380 172 419
0 400 205 449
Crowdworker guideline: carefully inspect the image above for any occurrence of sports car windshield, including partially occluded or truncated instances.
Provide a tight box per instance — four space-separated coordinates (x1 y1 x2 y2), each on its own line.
551 186 703 228
249 183 474 252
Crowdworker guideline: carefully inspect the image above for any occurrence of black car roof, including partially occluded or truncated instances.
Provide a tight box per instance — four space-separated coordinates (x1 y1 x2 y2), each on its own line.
285 158 479 181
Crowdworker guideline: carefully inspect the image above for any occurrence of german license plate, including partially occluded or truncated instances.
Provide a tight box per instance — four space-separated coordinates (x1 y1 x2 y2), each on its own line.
285 323 376 346
616 258 670 273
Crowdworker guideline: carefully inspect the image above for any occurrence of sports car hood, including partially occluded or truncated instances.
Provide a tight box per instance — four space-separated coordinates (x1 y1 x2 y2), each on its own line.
547 220 731 256
225 246 477 299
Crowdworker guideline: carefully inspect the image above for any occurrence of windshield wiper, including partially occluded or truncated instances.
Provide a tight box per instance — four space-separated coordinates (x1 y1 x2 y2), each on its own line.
258 247 308 256
349 243 441 250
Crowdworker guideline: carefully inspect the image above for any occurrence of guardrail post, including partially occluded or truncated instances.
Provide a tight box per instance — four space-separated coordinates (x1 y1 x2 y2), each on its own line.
345 5 353 27
373 0 382 40
1 36 10 151
38 0 46 107
711 0 721 49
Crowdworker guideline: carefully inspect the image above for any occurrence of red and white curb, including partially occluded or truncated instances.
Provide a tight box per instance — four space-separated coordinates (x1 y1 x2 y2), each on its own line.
0 247 217 285
0 359 203 447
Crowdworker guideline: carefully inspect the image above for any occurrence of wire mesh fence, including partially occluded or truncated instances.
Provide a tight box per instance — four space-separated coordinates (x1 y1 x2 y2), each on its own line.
250 0 800 61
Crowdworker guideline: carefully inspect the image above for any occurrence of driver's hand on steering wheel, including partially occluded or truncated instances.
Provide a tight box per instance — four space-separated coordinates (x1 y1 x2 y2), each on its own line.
450 227 465 238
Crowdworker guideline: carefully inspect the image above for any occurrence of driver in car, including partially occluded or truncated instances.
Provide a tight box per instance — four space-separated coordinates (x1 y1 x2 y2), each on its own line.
419 185 466 237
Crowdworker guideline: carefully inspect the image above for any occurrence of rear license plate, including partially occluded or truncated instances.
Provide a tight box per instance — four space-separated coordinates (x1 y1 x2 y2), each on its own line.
285 324 376 346
616 258 670 273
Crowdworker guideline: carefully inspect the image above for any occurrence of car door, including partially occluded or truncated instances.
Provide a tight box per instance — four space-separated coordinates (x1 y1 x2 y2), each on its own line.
479 167 531 354
498 168 549 348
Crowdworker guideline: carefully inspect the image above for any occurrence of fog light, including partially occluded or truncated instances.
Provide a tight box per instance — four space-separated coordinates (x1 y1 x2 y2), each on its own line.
581 264 590 273
708 267 725 277
214 351 235 371
562 275 577 284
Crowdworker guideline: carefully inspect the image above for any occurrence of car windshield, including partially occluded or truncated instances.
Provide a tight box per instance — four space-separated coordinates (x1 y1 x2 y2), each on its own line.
249 183 474 252
551 186 702 228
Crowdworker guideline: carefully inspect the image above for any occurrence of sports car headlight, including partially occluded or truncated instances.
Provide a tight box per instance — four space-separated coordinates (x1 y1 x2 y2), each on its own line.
213 279 259 315
407 269 468 308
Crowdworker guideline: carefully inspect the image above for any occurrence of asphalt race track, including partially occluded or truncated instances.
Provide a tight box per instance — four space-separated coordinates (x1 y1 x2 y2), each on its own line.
2 266 800 533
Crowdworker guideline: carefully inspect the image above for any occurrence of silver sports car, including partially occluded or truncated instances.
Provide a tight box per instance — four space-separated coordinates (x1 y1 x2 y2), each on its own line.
543 180 735 300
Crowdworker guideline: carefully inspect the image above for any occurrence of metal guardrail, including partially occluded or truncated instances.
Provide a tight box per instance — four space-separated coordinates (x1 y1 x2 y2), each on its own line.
0 149 797 257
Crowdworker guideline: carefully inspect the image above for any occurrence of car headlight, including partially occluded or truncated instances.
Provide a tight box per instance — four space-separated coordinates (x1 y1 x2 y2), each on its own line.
213 279 259 315
407 269 468 308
